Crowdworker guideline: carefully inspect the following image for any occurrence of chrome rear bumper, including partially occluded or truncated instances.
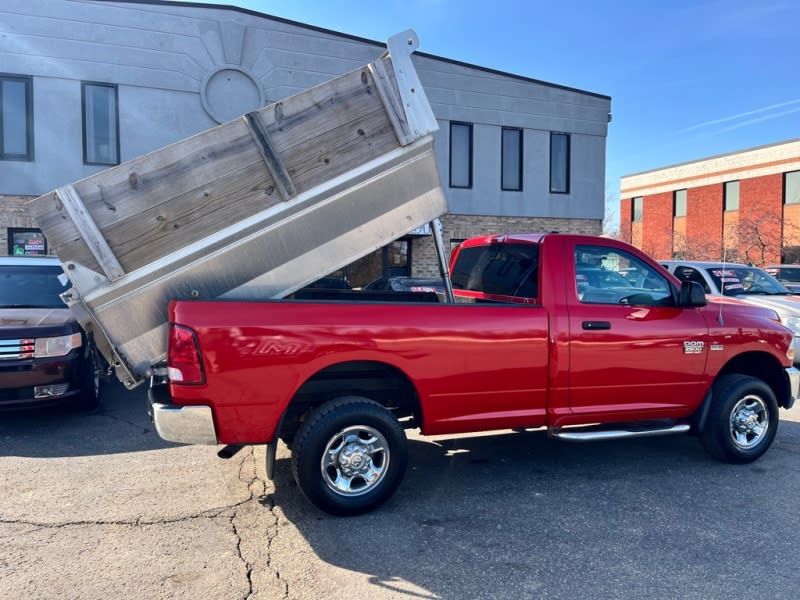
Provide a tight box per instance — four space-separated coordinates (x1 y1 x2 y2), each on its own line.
148 383 217 444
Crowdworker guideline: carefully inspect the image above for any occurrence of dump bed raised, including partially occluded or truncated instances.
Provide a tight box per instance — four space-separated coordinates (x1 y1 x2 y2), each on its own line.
28 31 447 387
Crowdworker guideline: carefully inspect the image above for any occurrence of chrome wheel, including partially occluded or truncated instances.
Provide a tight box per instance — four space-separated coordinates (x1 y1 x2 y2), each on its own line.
320 425 389 497
729 394 769 450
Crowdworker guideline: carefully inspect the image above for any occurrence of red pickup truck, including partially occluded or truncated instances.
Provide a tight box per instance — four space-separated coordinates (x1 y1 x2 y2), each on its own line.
150 233 799 515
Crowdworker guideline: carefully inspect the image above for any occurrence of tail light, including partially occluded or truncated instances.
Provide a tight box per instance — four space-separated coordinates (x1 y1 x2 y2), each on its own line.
168 325 205 385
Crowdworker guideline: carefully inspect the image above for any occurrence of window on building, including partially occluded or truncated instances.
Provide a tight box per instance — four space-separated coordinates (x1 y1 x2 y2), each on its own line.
786 171 800 205
82 82 119 165
632 197 643 223
501 127 523 191
8 228 47 256
0 74 33 161
449 122 472 188
724 180 739 211
550 132 570 193
674 189 687 217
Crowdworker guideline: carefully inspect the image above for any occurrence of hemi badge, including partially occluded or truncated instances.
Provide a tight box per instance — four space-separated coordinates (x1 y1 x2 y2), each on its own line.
684 341 705 354
710 344 724 351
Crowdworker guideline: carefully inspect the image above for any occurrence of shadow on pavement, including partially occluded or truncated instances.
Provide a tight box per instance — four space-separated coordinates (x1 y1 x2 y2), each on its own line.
267 420 800 599
0 379 175 458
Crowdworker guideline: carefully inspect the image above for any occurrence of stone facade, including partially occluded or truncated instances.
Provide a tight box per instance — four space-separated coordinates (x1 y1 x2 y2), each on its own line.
411 214 602 277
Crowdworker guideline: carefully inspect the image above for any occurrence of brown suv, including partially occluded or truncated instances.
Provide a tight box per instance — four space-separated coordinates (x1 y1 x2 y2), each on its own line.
0 256 102 410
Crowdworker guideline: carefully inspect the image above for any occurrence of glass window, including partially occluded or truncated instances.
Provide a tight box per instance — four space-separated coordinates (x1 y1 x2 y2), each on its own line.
501 127 523 191
8 228 47 256
449 122 472 188
724 181 739 211
632 197 643 223
0 263 68 309
0 74 33 161
786 171 800 205
575 245 671 306
550 132 570 194
83 82 119 165
674 189 687 217
450 242 539 298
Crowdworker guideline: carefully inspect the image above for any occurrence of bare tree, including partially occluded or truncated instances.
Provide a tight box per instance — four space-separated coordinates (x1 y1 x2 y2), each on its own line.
733 212 784 266
672 230 721 261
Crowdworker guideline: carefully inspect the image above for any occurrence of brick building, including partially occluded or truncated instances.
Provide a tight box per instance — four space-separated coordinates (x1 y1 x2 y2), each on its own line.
620 139 800 265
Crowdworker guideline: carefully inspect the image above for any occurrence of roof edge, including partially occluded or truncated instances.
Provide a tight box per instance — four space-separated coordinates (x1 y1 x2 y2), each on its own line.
96 0 611 101
621 136 800 181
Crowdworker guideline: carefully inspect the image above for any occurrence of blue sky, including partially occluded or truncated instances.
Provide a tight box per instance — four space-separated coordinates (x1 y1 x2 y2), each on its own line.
178 0 800 228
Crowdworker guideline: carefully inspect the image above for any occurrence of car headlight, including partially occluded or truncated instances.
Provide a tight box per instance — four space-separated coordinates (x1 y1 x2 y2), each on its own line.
34 333 82 358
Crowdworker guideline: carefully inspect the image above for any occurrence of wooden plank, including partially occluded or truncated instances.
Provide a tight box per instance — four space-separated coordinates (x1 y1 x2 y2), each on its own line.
32 63 402 273
54 159 281 274
369 58 413 145
34 121 262 252
243 111 296 201
255 67 393 155
282 107 398 194
54 185 125 280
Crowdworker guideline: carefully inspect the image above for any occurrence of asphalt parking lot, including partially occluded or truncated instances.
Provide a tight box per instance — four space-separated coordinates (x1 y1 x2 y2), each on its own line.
2 382 800 599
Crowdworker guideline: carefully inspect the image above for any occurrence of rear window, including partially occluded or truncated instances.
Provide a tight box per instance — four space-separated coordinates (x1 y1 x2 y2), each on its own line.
450 243 539 298
0 264 69 308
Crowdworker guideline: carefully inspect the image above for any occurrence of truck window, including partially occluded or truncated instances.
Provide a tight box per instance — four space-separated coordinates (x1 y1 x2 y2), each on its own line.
672 266 711 294
450 243 539 298
575 246 671 306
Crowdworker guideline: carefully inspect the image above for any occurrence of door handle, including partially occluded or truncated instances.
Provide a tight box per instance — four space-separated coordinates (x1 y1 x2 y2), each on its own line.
582 321 611 330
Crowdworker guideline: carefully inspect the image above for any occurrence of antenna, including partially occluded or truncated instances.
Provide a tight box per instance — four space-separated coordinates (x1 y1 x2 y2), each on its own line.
718 240 726 326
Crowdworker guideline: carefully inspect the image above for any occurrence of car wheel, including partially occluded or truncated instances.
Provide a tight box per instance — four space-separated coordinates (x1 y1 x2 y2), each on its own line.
72 347 102 412
291 396 408 516
700 374 779 463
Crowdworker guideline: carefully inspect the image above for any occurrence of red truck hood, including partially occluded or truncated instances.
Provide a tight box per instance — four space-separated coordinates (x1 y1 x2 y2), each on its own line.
0 308 75 330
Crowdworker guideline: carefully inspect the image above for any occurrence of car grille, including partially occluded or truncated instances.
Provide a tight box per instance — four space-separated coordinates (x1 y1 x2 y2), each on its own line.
0 339 35 360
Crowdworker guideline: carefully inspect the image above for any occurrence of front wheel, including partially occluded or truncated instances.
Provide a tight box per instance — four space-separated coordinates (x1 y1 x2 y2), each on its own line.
700 374 779 463
291 396 408 516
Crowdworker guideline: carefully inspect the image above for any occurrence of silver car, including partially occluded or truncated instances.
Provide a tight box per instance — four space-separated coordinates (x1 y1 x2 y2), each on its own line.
661 260 800 362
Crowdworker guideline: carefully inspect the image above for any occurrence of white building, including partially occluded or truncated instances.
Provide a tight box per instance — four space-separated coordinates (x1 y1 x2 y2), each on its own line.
0 0 611 282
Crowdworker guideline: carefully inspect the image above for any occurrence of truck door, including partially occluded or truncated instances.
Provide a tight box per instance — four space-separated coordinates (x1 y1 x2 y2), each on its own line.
567 243 709 418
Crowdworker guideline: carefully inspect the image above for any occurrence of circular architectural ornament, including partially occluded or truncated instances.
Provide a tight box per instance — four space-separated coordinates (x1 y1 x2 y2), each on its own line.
201 65 265 124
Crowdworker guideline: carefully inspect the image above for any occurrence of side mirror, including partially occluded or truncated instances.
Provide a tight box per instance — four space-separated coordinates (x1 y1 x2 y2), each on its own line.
679 281 707 307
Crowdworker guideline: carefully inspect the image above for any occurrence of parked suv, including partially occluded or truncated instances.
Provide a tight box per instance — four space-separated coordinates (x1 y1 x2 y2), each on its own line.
661 259 800 364
0 257 102 410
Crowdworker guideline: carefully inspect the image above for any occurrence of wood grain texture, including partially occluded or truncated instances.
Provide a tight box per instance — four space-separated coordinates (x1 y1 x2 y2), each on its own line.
29 63 402 275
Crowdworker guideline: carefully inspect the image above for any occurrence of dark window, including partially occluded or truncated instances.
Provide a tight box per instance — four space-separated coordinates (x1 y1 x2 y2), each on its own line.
674 189 687 217
7 228 47 256
724 181 739 211
82 82 120 165
632 197 643 223
449 122 473 188
785 171 800 205
501 127 523 191
450 242 539 298
0 74 33 161
549 132 570 194
671 266 711 294
0 263 68 309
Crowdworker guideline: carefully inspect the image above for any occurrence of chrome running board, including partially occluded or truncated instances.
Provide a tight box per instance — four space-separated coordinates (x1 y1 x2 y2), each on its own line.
549 424 690 442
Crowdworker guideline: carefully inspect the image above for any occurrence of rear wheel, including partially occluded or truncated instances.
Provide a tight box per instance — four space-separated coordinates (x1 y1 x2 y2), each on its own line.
291 396 408 516
700 374 778 463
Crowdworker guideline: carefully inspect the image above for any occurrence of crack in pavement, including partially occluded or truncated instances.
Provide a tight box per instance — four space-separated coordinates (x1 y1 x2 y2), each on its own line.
0 445 291 599
228 446 290 600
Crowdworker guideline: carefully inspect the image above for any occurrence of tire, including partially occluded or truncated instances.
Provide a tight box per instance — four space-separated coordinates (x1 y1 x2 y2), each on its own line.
700 374 779 464
291 396 408 516
72 347 102 412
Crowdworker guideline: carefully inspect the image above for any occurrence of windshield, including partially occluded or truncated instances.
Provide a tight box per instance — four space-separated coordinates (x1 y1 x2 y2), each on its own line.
0 264 69 308
705 266 790 296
